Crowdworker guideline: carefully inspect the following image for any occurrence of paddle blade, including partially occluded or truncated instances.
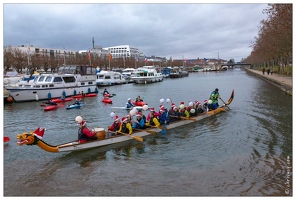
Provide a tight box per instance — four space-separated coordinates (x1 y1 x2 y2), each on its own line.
132 136 144 142
146 130 156 134
4 136 10 142
161 124 167 135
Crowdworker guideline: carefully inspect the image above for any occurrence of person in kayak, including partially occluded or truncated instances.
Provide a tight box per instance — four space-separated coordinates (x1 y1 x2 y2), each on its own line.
135 95 143 102
125 98 134 109
103 88 109 95
75 116 97 143
74 98 81 105
60 94 65 100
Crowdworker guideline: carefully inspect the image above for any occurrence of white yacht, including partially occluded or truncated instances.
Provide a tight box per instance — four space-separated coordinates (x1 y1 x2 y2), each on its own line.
121 68 135 83
5 65 98 102
96 70 126 86
131 66 164 84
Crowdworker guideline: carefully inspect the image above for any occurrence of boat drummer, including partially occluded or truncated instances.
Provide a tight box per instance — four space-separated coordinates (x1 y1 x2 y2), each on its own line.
75 116 97 143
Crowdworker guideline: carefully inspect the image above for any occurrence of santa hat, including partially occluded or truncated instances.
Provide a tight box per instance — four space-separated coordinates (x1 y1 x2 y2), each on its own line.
204 100 208 103
136 112 141 117
195 100 199 104
171 103 175 107
180 101 184 105
173 106 178 110
122 117 128 122
35 128 45 139
114 116 120 121
150 107 155 112
33 127 40 133
160 107 165 112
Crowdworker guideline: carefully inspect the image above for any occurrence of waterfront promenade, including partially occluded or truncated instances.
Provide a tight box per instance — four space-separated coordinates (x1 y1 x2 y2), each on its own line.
245 68 293 96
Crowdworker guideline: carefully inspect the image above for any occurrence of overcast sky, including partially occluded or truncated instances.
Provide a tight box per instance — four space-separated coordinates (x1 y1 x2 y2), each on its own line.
3 3 269 62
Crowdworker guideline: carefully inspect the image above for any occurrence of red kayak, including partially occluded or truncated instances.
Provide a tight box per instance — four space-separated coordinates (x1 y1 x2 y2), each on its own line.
44 105 58 111
132 100 147 106
50 97 73 103
72 93 97 98
102 97 112 104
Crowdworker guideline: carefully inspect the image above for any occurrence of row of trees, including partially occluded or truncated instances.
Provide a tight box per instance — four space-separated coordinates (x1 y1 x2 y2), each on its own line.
244 4 292 75
3 47 194 73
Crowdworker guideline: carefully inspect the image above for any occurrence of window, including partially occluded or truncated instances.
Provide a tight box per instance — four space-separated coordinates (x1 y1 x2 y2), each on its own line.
45 76 52 82
38 76 45 82
53 77 63 82
63 76 76 83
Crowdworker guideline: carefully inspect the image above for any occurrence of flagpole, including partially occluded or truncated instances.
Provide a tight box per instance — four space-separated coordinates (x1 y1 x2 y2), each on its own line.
64 52 66 65
109 54 110 70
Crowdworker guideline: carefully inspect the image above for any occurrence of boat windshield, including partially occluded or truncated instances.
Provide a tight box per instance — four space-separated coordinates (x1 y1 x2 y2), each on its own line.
58 65 96 75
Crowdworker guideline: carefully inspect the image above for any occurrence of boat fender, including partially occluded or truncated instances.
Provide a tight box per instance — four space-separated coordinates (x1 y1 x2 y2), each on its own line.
88 88 91 93
95 88 98 93
62 91 66 97
36 94 39 101
7 96 13 102
73 90 77 95
48 93 51 99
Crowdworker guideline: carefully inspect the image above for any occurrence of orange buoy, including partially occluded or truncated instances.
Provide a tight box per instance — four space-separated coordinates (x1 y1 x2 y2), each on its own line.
7 96 13 102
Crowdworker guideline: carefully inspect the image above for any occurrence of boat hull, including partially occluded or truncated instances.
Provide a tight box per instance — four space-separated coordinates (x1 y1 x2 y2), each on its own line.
44 105 58 111
102 98 112 104
132 100 147 106
132 77 163 84
5 65 98 102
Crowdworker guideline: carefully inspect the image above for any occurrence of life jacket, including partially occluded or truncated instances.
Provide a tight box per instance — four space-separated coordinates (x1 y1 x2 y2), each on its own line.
210 91 219 102
142 115 147 123
113 122 120 131
121 123 130 133
149 117 156 126
78 127 89 141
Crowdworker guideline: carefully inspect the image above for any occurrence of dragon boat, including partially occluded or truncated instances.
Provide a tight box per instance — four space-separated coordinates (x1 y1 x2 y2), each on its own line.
16 90 234 153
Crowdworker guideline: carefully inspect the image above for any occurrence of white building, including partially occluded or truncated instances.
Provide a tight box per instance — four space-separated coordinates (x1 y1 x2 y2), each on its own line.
7 45 76 57
103 45 145 60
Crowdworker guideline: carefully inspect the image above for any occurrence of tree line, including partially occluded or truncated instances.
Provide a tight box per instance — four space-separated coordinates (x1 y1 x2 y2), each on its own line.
244 4 292 75
3 46 193 74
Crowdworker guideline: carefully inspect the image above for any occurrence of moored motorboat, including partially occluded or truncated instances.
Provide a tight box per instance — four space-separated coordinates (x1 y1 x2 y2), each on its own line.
5 65 98 102
131 66 163 84
96 70 126 86
16 90 234 153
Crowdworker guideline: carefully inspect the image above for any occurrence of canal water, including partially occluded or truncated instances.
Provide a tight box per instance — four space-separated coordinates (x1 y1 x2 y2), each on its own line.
3 68 292 196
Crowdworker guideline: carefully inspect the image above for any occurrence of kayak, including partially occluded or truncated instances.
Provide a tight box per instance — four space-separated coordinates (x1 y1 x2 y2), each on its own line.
102 98 112 104
44 105 58 111
50 97 73 103
132 100 147 106
66 103 83 110
111 106 145 110
72 93 97 98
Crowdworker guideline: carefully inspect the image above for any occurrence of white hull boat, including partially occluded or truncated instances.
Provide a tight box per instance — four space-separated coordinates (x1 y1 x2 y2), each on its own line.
5 65 98 102
131 66 163 84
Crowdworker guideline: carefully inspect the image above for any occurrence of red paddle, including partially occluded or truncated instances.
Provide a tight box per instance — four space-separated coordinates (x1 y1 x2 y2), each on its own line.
4 136 10 142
